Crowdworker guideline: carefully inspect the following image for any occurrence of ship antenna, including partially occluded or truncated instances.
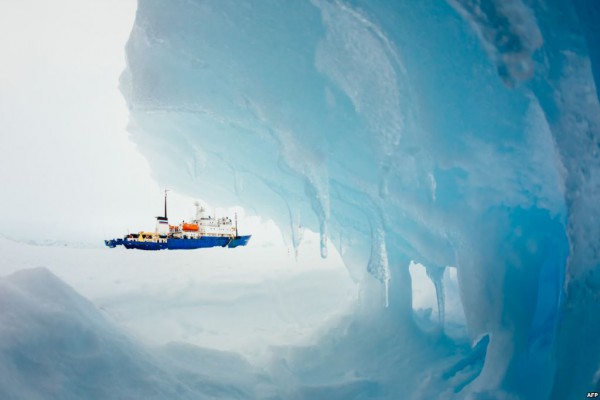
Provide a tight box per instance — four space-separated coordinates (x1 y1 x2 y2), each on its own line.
164 189 170 219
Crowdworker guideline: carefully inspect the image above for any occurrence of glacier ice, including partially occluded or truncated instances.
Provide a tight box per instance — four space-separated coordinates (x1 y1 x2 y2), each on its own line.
117 0 600 398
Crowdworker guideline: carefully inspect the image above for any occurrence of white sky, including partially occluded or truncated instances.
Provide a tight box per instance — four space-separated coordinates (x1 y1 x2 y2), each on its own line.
0 0 276 244
0 0 154 241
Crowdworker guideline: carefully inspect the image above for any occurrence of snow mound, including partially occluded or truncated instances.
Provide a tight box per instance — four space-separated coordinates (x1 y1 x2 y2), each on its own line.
0 267 277 400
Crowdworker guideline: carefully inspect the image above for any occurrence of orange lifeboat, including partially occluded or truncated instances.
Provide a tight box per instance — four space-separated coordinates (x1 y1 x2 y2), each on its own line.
182 223 199 231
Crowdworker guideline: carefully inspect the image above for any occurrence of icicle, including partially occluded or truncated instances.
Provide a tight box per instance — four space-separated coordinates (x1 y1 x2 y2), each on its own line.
289 209 304 260
367 226 390 307
436 277 445 328
292 225 302 259
319 220 328 258
425 265 446 329
306 177 330 259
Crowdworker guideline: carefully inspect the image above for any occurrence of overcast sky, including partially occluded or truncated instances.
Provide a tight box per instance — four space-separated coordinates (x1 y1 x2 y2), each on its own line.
0 0 248 245
0 0 151 241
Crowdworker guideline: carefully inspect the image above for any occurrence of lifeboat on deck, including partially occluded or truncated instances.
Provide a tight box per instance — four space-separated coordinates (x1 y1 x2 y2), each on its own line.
182 223 199 231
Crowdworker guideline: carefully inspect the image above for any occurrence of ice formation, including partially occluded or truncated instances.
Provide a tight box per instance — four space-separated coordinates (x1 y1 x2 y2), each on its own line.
117 0 599 398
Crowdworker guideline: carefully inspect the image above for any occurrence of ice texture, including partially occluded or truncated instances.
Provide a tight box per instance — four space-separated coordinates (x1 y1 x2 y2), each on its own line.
120 0 600 398
0 267 278 399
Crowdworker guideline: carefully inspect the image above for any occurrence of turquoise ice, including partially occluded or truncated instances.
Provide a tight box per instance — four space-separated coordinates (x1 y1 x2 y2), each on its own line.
121 1 600 398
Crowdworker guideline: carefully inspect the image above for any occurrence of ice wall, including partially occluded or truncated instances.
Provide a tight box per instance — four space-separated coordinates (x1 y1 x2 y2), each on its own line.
121 0 600 397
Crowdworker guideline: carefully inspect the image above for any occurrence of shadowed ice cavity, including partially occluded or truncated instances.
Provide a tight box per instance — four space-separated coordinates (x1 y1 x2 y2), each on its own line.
120 0 600 397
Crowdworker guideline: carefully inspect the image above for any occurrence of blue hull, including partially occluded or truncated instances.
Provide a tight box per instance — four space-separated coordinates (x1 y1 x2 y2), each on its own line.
105 235 251 251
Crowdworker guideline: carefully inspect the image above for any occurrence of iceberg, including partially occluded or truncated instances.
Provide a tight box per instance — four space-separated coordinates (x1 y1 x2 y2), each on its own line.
119 0 600 398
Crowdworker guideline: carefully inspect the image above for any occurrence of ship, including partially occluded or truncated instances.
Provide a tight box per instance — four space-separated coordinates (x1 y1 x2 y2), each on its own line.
104 190 251 250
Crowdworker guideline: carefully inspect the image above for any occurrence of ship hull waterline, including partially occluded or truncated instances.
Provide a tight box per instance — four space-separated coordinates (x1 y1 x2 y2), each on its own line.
104 235 251 250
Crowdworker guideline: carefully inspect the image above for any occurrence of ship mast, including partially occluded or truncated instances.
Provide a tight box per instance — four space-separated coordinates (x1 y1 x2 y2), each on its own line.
164 189 169 219
155 189 170 235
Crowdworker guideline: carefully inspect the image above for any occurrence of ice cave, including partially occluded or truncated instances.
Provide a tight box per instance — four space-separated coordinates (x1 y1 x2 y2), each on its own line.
1 0 599 399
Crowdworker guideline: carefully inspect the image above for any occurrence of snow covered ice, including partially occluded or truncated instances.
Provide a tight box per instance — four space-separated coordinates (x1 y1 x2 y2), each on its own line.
0 232 354 399
2 0 600 399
